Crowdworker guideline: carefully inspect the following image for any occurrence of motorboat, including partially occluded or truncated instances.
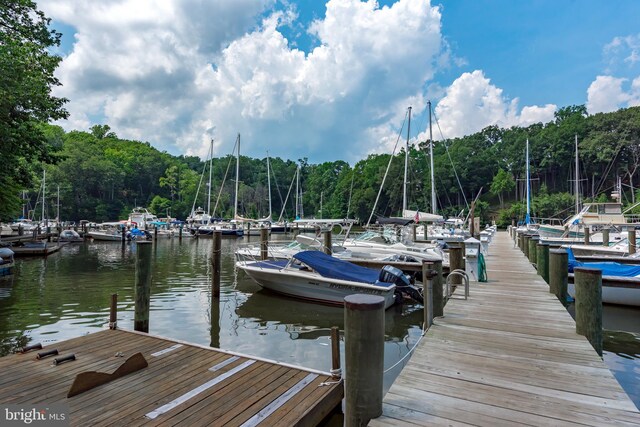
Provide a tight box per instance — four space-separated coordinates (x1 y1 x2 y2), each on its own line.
197 220 244 237
566 248 640 306
236 250 424 308
10 219 37 233
87 223 125 241
127 207 159 229
0 247 14 276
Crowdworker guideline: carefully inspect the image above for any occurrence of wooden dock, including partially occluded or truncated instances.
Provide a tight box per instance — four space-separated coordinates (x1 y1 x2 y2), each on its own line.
0 329 343 426
372 231 640 426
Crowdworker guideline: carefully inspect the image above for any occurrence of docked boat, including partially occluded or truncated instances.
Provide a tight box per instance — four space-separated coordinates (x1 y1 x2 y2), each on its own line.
566 248 640 306
9 240 68 256
0 248 15 276
57 229 83 242
10 219 37 233
87 223 125 241
127 207 159 229
236 250 424 308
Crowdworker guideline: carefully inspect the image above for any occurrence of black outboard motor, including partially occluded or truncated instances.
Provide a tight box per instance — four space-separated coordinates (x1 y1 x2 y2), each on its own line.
379 265 424 304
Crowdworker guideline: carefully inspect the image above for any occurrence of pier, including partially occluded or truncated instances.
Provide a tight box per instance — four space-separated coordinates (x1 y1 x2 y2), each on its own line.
372 231 640 426
0 329 342 426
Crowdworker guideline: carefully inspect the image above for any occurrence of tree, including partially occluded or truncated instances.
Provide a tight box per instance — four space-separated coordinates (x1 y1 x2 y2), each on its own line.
0 0 68 219
490 169 515 208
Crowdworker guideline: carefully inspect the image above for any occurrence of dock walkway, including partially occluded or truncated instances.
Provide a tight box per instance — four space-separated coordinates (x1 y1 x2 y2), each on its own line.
372 231 640 426
0 329 342 426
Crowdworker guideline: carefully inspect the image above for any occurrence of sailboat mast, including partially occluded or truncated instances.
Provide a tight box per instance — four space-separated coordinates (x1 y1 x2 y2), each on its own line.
403 106 411 212
234 133 240 220
207 139 213 216
525 139 531 225
428 100 436 214
57 185 60 224
266 152 272 219
42 169 46 223
574 134 579 214
295 166 300 219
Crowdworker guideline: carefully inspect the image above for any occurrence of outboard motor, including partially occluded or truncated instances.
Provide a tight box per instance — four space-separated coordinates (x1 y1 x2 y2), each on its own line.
379 265 424 304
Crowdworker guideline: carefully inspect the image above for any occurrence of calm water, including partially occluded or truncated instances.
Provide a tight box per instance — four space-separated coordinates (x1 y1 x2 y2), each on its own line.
0 236 638 408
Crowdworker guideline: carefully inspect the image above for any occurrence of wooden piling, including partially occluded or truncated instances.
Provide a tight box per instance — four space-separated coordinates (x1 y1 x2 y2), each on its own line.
260 228 269 260
412 224 417 242
549 248 568 303
423 222 428 240
179 224 183 240
522 234 530 258
448 244 464 285
422 261 434 330
330 326 341 379
583 226 590 244
536 242 550 284
344 294 384 426
574 267 603 356
629 229 636 255
109 293 118 330
602 227 610 246
323 230 332 255
432 260 444 316
154 226 158 240
528 235 539 264
211 231 222 297
134 241 153 333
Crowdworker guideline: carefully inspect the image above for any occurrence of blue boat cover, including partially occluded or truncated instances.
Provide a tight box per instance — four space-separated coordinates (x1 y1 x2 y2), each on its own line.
292 250 384 285
567 248 640 277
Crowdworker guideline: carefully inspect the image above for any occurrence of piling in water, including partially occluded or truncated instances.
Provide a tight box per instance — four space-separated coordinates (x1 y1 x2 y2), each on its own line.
528 235 539 264
211 231 221 297
584 227 591 244
432 260 444 315
323 230 332 255
422 261 435 330
522 234 530 258
344 294 384 426
260 228 269 260
109 293 118 330
448 245 464 286
574 267 603 356
134 241 153 333
602 228 609 246
629 229 636 255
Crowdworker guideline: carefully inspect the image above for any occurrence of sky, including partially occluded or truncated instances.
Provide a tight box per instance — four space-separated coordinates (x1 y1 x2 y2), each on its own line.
40 0 640 164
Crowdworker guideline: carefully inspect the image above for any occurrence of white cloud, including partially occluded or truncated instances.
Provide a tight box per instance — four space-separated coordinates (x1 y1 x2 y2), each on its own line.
40 0 449 162
434 70 556 138
586 75 640 114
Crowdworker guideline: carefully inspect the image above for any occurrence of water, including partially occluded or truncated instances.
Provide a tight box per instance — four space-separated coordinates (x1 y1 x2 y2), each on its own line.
1 237 638 409
0 236 422 393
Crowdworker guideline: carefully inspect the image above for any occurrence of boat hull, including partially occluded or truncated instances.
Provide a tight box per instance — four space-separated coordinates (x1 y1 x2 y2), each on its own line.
238 262 396 309
568 279 640 307
87 231 123 241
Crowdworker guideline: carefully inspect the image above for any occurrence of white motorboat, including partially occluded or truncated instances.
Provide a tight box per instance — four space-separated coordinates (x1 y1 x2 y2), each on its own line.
87 223 125 241
127 207 159 229
237 250 423 308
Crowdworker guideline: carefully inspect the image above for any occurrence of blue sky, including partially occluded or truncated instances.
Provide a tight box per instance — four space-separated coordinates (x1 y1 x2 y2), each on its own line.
41 0 640 163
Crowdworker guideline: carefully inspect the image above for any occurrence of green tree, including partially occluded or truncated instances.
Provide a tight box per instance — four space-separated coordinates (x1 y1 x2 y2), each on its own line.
0 0 68 219
490 169 515 208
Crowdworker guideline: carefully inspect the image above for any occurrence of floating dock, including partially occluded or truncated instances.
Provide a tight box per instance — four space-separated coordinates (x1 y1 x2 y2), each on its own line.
0 329 343 426
372 231 640 426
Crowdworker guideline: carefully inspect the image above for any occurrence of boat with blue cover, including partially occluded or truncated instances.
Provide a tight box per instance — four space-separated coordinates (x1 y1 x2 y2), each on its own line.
566 247 640 306
236 250 423 308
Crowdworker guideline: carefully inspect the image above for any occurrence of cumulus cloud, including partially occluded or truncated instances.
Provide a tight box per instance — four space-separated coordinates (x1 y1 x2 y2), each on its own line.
434 70 556 138
40 0 449 162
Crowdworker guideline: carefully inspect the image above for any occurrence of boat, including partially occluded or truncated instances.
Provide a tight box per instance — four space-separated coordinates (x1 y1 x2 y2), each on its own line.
87 223 125 241
187 139 215 231
10 219 37 233
0 248 15 276
57 229 83 242
127 207 159 229
236 250 424 308
566 248 640 306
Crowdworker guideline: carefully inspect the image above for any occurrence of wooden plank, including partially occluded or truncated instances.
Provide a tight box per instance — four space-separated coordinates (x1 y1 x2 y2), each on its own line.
374 231 640 426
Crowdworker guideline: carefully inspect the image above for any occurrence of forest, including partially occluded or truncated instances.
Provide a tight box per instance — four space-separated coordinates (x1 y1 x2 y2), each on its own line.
2 105 639 228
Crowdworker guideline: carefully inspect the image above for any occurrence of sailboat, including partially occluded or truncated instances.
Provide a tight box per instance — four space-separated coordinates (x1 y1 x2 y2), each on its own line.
198 134 244 237
186 140 214 229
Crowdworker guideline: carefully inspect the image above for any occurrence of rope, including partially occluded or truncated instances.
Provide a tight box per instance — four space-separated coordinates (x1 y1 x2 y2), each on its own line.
382 329 426 374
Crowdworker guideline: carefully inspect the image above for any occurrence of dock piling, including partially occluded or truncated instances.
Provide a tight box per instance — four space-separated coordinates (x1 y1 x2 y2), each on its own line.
584 227 591 244
573 267 603 356
629 229 636 255
134 241 153 333
344 294 384 426
549 248 568 303
522 234 530 258
602 227 609 246
323 230 332 255
330 326 341 379
448 245 464 286
211 231 222 297
528 235 539 264
109 293 118 330
260 228 269 260
432 260 444 315
422 261 435 330
536 242 549 283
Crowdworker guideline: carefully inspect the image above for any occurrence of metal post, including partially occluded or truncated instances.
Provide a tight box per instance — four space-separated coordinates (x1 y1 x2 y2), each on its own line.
549 248 568 303
574 267 603 356
134 241 153 333
344 294 384 426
